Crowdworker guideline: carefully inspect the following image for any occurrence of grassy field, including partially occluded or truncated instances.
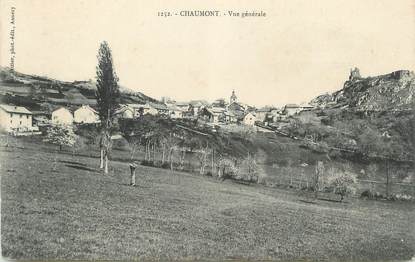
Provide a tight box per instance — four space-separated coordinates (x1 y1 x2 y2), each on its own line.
1 139 415 261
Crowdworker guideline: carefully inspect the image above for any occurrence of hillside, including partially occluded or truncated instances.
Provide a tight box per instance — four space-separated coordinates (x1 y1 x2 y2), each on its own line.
0 67 159 112
1 138 414 260
311 68 415 111
1 67 414 180
234 67 414 185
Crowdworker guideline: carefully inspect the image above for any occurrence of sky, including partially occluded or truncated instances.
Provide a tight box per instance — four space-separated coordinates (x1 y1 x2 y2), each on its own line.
1 0 414 107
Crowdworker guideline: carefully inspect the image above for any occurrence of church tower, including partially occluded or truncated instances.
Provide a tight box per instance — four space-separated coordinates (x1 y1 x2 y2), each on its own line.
230 90 237 104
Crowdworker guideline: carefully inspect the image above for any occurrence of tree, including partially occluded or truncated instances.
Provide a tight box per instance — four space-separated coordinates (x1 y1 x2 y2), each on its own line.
238 152 260 182
165 133 179 171
121 116 183 170
326 168 357 202
217 157 238 180
313 161 325 199
287 159 294 187
95 41 120 174
197 142 210 175
357 127 386 158
44 124 78 151
366 163 378 192
358 126 410 197
187 104 195 118
240 125 256 140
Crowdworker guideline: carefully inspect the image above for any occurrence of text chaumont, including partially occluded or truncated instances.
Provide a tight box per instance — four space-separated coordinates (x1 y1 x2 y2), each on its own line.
179 10 220 17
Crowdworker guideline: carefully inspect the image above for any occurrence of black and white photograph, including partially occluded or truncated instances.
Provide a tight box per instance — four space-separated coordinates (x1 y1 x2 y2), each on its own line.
0 0 414 261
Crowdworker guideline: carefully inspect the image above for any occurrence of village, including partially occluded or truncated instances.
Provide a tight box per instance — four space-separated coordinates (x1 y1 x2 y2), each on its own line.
0 89 315 136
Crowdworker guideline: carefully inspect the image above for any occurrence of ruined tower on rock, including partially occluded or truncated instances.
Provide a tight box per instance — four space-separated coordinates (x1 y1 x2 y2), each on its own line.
349 67 362 81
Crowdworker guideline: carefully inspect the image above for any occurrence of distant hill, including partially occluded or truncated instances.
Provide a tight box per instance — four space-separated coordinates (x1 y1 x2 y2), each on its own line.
0 67 159 112
297 68 415 163
311 68 415 111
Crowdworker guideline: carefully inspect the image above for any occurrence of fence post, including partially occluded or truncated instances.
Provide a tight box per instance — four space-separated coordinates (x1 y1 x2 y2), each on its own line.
386 161 390 198
211 149 215 175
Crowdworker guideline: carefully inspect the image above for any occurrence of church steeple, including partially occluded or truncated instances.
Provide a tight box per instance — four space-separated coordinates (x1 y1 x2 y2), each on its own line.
230 90 237 104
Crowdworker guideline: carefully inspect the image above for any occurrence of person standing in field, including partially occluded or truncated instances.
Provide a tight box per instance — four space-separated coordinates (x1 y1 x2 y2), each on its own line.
129 162 138 186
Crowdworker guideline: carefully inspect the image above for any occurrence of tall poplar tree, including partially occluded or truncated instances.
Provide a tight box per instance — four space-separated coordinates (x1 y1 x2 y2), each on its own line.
95 41 120 173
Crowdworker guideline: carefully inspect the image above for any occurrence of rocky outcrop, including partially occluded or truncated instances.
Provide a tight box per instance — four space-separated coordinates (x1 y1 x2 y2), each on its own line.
312 69 415 111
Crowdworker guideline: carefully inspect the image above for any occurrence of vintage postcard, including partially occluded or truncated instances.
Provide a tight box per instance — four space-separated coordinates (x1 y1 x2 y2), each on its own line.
0 0 414 261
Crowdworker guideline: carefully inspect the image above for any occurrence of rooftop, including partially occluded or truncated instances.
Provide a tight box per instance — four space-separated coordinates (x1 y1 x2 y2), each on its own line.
285 104 300 108
0 104 32 114
149 102 168 110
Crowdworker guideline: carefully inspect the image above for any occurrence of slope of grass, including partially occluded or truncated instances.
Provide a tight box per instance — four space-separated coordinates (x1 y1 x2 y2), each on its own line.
1 139 414 261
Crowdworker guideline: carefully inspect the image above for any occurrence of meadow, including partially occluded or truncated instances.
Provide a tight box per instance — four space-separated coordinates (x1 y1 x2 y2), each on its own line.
1 137 414 260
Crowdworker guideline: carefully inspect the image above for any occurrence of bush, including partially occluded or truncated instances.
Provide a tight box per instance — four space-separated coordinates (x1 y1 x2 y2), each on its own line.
235 155 260 183
300 140 329 153
160 162 170 169
326 168 357 201
388 193 413 201
112 137 130 151
360 189 374 199
72 136 87 155
141 160 155 167
217 158 238 180
275 159 289 167
360 189 384 200
257 172 268 185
